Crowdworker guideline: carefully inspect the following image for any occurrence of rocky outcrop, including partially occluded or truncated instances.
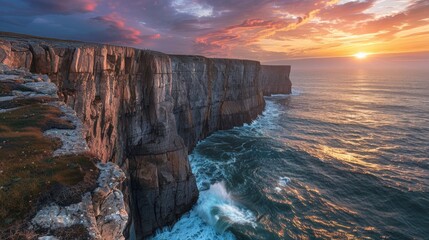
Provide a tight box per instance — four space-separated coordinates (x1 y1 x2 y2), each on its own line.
44 101 89 156
260 65 292 95
31 162 128 240
0 63 128 239
0 32 291 238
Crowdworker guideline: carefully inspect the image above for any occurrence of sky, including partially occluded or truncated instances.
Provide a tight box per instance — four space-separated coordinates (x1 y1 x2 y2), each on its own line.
0 0 428 64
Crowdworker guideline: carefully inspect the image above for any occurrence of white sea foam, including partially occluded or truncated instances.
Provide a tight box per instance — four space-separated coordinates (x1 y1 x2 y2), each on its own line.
269 88 302 98
274 177 291 193
197 182 257 233
151 182 256 240
152 99 285 239
150 210 235 240
278 177 291 187
291 88 302 96
150 183 237 240
270 93 290 97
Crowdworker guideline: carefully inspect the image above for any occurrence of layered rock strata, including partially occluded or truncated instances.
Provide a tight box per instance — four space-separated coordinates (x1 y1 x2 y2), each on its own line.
260 65 292 95
0 33 291 238
170 55 264 149
0 63 128 239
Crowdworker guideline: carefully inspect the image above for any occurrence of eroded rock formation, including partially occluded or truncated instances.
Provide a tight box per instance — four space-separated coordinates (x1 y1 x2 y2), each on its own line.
260 65 292 95
31 162 128 240
0 32 291 238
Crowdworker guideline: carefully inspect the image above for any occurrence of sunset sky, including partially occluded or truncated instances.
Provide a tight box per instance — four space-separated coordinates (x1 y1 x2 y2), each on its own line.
1 0 428 63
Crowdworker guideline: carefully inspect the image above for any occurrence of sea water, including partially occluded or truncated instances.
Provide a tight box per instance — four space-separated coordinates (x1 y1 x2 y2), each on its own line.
152 68 429 239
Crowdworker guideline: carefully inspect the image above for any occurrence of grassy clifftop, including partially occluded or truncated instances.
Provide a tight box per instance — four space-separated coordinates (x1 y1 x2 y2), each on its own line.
0 66 98 237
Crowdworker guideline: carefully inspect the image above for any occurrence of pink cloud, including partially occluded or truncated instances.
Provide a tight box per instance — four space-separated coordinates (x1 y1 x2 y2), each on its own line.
2 0 429 60
83 2 97 12
193 0 337 56
351 0 429 37
149 34 161 40
93 13 142 44
24 0 99 13
319 0 376 21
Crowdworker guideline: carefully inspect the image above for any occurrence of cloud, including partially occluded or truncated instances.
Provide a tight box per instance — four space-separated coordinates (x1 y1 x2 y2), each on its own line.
27 0 99 13
352 0 429 36
0 0 99 15
319 0 376 21
148 33 161 40
193 0 340 56
0 0 428 60
92 13 143 44
171 0 214 18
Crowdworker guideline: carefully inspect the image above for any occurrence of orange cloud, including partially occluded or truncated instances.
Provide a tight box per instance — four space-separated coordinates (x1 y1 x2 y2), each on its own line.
192 0 429 60
194 0 339 56
2 0 428 60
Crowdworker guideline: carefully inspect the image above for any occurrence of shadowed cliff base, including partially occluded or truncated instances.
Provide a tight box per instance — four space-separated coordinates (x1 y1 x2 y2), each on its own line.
0 32 291 239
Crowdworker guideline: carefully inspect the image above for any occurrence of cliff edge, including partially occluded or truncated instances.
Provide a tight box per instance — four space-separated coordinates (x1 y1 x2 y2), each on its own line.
0 63 128 239
260 65 292 95
0 32 291 239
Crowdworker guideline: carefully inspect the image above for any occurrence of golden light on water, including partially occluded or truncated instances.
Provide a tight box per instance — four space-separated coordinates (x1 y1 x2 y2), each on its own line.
354 52 368 59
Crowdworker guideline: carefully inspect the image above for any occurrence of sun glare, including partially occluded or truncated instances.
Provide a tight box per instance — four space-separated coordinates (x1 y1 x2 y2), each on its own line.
354 52 368 59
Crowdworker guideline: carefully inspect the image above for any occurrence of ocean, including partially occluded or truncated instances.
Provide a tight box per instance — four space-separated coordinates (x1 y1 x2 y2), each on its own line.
151 68 429 239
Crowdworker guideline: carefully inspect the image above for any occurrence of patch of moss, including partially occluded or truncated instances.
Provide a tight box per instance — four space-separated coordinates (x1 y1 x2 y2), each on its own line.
0 103 98 230
0 104 73 131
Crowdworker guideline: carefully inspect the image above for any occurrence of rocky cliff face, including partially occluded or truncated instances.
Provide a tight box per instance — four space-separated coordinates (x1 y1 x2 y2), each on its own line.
260 65 292 95
170 55 264 149
0 33 291 238
0 63 128 239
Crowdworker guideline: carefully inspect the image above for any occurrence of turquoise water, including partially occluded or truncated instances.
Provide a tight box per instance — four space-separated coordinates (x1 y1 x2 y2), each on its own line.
152 69 429 239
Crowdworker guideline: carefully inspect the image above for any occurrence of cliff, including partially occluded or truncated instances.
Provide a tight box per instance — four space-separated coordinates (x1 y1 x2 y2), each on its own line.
260 65 292 95
0 64 128 239
170 55 264 149
0 32 291 239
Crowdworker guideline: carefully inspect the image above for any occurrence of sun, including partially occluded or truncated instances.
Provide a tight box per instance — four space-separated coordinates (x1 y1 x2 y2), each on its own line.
354 52 368 59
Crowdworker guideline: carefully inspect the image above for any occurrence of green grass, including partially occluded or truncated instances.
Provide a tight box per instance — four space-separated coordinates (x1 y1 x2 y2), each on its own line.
0 103 97 229
0 104 73 131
